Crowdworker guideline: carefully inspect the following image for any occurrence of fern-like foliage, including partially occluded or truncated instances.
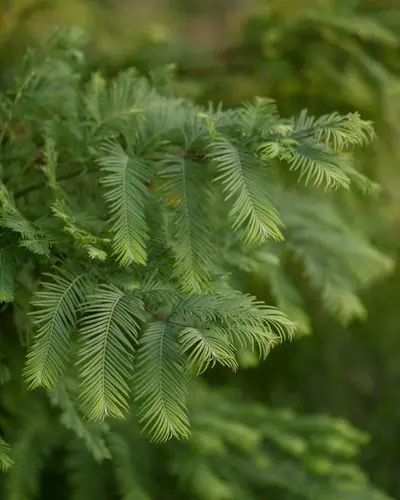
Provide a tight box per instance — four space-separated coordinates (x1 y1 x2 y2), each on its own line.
98 141 152 266
207 136 284 244
77 285 143 420
179 326 238 375
134 321 190 442
24 269 89 389
0 375 393 500
0 28 393 448
158 154 214 292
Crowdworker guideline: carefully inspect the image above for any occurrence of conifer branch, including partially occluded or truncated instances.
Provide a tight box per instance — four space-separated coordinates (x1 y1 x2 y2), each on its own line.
0 29 390 458
13 152 204 200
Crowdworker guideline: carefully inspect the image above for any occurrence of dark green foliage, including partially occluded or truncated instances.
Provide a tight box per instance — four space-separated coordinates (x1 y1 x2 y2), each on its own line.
0 374 393 500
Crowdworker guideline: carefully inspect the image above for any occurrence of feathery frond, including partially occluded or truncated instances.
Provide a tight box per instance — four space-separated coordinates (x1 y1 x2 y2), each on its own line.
85 68 149 132
207 137 283 244
286 141 351 189
24 269 88 389
77 285 144 421
138 275 182 309
267 262 312 335
293 110 376 151
134 95 187 154
159 155 213 293
98 141 152 266
179 326 238 375
134 321 190 442
173 292 295 359
281 193 394 323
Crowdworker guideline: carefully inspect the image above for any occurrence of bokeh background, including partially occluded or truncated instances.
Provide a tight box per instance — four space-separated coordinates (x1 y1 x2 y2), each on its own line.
1 0 400 497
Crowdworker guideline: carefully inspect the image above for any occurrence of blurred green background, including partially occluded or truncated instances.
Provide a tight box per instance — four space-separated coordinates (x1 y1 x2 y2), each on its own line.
1 0 400 497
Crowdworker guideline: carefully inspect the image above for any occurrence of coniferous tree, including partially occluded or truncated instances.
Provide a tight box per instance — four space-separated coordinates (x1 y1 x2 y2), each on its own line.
0 27 394 499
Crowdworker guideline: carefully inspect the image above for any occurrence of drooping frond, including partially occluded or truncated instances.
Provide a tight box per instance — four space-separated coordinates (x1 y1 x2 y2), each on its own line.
293 109 376 151
173 292 295 359
222 241 311 335
77 285 144 421
1 214 50 256
339 159 381 195
24 269 88 389
286 141 351 189
0 437 13 471
98 141 152 266
158 155 213 293
279 109 377 190
134 321 190 443
179 326 238 375
41 137 109 261
207 137 284 244
219 239 312 334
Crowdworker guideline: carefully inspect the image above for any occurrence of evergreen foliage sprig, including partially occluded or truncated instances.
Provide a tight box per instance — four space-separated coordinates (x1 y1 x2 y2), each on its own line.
0 28 392 445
